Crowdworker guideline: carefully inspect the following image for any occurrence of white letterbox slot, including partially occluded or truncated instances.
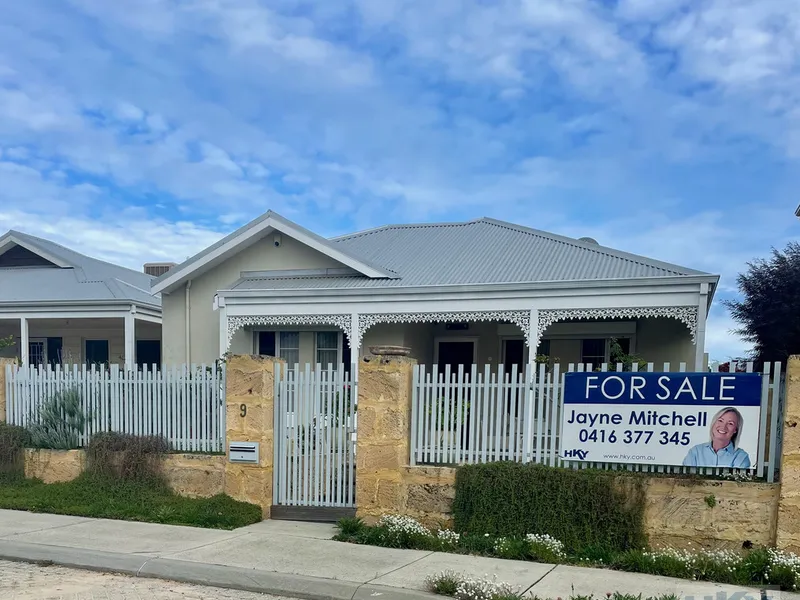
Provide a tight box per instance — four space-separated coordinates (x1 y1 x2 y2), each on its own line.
229 441 259 464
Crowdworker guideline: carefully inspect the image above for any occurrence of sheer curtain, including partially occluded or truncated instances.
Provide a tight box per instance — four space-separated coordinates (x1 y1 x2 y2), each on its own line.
316 332 339 368
279 332 300 366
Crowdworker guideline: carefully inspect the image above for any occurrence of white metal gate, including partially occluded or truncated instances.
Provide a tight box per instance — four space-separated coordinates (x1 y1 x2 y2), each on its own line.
273 363 356 508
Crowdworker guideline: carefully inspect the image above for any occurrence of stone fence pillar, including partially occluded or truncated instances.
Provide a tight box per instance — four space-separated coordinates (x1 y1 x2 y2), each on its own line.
0 357 16 423
777 356 800 551
356 356 416 522
224 355 282 518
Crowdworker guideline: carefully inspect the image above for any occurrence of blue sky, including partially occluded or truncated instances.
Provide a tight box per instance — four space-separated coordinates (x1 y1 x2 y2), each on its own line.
0 0 797 361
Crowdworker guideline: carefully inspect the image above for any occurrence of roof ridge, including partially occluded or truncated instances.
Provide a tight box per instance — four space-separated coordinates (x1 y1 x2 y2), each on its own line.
331 219 480 242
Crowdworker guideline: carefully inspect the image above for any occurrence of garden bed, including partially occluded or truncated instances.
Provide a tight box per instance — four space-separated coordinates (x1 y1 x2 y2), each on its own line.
334 515 800 591
0 473 261 529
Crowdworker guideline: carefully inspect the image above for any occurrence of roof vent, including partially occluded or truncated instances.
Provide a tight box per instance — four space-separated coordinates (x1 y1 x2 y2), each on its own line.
578 237 599 245
144 262 177 277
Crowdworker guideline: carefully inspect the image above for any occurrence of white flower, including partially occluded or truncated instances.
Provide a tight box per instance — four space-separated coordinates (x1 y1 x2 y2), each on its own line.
437 529 461 545
377 514 431 537
454 574 520 600
525 533 567 560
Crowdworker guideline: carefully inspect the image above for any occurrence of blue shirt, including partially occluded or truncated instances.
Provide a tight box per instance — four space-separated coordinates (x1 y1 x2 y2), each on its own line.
682 442 751 468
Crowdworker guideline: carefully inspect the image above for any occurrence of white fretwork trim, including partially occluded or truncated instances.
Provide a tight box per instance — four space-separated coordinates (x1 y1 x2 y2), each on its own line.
356 310 531 349
226 314 355 351
536 306 699 347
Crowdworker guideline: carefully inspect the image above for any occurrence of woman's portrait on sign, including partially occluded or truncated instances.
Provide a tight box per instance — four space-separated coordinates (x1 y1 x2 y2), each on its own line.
682 407 751 468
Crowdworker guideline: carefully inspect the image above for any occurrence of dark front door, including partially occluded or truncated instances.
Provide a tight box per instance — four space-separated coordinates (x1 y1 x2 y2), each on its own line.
437 341 475 373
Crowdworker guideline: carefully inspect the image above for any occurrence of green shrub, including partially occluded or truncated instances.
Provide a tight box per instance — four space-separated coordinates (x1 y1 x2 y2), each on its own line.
452 462 646 554
86 432 170 484
0 423 31 481
425 571 460 596
336 516 365 537
26 387 86 449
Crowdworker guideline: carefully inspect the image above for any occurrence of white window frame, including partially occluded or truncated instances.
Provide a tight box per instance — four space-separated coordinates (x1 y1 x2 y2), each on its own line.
251 328 343 367
314 331 343 368
433 336 479 365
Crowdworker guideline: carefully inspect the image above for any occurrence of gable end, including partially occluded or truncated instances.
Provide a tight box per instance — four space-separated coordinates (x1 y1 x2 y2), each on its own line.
0 245 60 268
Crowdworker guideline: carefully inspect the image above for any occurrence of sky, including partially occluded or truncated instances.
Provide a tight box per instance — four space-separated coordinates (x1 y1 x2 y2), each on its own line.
0 0 798 362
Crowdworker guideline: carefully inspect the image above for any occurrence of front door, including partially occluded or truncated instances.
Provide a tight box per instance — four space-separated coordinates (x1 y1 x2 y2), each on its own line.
437 340 475 373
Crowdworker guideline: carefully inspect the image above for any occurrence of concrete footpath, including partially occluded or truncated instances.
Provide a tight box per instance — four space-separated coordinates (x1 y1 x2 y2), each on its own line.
0 510 796 600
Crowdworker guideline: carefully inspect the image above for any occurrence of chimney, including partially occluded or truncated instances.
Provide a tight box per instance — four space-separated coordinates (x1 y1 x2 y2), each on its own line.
144 262 177 277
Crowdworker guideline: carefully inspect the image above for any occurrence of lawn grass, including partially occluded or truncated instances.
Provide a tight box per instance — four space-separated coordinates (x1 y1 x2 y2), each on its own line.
0 474 262 530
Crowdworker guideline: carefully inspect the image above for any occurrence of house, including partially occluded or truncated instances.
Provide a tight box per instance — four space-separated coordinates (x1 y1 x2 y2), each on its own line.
0 230 162 369
152 211 718 373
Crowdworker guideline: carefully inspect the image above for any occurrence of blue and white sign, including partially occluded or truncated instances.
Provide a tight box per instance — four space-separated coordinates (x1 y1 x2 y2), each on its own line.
560 372 762 468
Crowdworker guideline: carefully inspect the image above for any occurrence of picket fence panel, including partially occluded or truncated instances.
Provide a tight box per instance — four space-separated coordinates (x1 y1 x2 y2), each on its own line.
273 363 356 508
411 361 785 482
4 363 225 452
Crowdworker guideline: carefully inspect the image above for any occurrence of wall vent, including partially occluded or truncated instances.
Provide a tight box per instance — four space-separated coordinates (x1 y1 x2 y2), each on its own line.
143 262 177 277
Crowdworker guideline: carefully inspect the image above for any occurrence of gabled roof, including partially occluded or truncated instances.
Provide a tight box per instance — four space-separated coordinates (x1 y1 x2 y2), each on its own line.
151 210 398 294
227 217 717 292
0 230 160 307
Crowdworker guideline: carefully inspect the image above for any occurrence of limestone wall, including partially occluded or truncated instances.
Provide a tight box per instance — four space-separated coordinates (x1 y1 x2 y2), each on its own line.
777 356 800 552
223 354 279 517
21 449 225 497
24 449 85 483
355 356 416 521
359 462 780 548
644 478 779 549
0 357 16 422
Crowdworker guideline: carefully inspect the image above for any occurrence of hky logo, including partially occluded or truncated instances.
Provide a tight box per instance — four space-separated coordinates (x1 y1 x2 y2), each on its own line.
562 449 588 460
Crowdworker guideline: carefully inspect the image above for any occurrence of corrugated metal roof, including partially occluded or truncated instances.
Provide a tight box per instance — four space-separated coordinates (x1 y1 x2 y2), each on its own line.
228 217 712 292
0 230 160 307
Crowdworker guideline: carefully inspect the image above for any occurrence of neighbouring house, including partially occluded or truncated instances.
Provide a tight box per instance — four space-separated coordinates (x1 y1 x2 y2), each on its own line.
0 230 162 369
152 211 719 373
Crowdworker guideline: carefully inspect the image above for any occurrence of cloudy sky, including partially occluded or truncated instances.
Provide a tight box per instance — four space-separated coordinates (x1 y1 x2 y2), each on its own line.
1 0 797 361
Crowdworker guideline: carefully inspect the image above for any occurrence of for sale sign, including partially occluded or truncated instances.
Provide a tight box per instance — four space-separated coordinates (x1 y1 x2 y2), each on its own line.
560 372 762 468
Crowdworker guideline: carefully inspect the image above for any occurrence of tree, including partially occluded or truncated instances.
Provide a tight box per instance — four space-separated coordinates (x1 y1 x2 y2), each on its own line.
0 335 14 351
724 242 800 364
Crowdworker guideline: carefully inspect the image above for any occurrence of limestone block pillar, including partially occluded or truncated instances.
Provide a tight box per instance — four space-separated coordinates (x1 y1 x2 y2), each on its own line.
356 356 416 521
777 356 800 551
0 357 17 423
224 355 282 518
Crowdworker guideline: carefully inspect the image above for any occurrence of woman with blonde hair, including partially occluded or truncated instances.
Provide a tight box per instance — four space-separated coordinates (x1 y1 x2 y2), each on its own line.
682 407 750 468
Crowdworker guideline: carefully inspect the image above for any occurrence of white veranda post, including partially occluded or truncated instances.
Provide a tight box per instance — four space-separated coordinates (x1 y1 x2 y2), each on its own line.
124 308 136 371
19 317 29 367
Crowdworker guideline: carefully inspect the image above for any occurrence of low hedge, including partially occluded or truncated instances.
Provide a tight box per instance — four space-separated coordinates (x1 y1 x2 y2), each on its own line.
452 462 647 554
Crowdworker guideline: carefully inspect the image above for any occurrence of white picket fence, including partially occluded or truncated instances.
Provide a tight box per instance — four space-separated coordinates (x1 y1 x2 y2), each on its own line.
411 361 785 482
273 363 357 508
4 363 225 452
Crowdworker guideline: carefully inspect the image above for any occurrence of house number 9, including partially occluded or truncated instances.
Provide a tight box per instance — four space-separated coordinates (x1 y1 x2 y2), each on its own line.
240 404 247 417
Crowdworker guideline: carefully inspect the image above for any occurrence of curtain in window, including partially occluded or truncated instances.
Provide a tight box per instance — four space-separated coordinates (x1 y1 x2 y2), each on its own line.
316 331 338 368
279 332 300 366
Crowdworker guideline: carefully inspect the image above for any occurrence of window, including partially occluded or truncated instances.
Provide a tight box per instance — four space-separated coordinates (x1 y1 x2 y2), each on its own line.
85 340 109 367
257 331 276 356
46 337 62 367
136 340 162 369
581 339 606 367
279 332 300 366
316 332 339 367
536 339 551 357
28 339 46 366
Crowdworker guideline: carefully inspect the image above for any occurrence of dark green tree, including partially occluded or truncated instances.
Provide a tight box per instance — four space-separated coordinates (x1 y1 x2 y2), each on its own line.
724 242 800 364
